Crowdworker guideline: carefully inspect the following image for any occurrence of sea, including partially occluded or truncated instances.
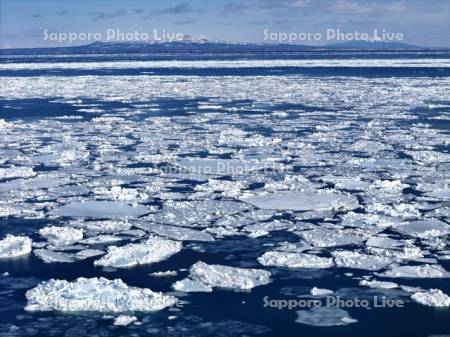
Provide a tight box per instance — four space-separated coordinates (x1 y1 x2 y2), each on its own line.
0 49 450 337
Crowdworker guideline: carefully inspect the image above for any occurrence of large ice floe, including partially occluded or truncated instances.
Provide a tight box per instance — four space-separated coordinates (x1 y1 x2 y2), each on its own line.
0 235 32 258
392 219 450 239
257 251 334 269
25 277 177 312
52 201 148 218
94 236 182 268
411 289 450 307
174 261 271 291
39 226 84 246
377 264 450 278
241 191 359 211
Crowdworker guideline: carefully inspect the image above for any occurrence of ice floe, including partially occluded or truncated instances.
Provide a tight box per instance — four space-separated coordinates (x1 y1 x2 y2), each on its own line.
241 191 359 211
94 236 182 268
411 289 450 307
0 235 32 258
310 287 334 296
25 277 177 312
258 251 334 269
113 315 138 326
296 307 357 326
377 264 450 278
332 251 393 271
392 219 450 239
52 201 148 218
178 261 271 291
39 226 83 246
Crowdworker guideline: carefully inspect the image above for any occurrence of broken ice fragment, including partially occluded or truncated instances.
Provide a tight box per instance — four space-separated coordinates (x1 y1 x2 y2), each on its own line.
52 201 148 218
0 235 32 258
377 264 450 278
392 219 450 239
359 279 398 289
94 237 182 268
25 277 177 312
241 191 358 211
310 287 334 296
113 315 137 326
296 307 357 326
136 223 214 242
186 261 271 290
39 226 83 246
172 278 213 293
411 289 450 307
258 251 334 269
332 251 393 271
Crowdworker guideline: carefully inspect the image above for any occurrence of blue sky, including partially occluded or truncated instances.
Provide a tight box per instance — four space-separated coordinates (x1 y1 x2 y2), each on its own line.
1 0 450 48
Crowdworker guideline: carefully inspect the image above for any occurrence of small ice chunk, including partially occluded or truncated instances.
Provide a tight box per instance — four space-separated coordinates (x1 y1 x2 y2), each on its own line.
411 289 450 307
25 277 177 312
393 219 450 239
149 270 178 277
241 191 358 211
378 264 450 278
172 278 213 293
0 235 32 258
359 279 398 289
113 315 137 326
187 261 271 290
39 226 83 246
53 201 148 218
296 307 357 326
94 237 182 268
258 251 334 269
310 287 334 296
332 251 393 271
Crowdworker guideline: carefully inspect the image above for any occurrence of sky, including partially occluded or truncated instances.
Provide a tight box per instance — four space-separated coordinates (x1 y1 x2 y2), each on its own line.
1 0 450 48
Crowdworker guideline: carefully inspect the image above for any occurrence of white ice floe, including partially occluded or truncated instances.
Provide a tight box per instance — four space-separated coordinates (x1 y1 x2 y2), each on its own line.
176 158 264 175
75 249 104 260
136 223 215 242
310 287 334 296
332 251 393 271
0 166 35 179
172 278 213 293
296 307 357 327
113 315 138 326
359 279 398 289
149 270 178 277
298 228 371 248
258 251 334 269
34 249 77 263
80 235 125 245
392 219 450 239
183 261 271 290
377 264 450 278
411 289 450 307
0 235 32 258
94 237 182 268
241 191 358 211
39 226 83 246
25 277 177 312
52 201 148 218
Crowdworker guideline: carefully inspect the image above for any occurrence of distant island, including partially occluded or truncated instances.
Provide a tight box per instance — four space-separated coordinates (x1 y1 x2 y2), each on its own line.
0 40 446 55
